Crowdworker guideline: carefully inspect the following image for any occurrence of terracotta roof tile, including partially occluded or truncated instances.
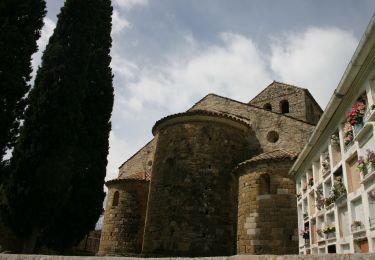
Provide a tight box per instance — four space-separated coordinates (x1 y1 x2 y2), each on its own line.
106 172 150 186
235 149 299 170
126 172 151 181
152 109 252 135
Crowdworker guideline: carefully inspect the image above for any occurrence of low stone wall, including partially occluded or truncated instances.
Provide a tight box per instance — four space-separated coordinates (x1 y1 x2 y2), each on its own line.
1 254 375 260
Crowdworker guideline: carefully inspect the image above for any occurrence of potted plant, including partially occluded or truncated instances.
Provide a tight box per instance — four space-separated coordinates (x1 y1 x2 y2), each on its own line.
343 123 354 147
322 224 336 236
331 133 340 146
358 156 368 176
315 187 324 210
368 187 375 202
351 220 364 232
308 177 314 186
357 149 375 177
346 95 367 134
321 154 330 176
332 176 346 199
324 196 334 207
364 103 375 121
324 188 336 207
300 227 309 239
366 149 375 174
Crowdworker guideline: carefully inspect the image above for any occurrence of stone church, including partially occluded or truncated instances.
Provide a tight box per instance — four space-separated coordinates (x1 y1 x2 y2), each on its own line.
98 81 323 257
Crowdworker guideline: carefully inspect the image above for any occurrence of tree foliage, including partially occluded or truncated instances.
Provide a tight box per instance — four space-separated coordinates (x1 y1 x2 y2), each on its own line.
0 0 46 162
1 0 113 252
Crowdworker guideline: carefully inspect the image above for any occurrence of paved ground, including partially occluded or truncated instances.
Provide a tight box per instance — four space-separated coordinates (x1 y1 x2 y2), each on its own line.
1 254 375 260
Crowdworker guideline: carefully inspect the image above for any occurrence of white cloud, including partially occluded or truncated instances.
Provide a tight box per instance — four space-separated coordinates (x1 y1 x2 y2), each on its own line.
114 0 149 10
118 32 271 116
111 53 139 80
106 132 132 181
270 27 358 108
107 27 358 180
112 9 129 34
31 17 56 78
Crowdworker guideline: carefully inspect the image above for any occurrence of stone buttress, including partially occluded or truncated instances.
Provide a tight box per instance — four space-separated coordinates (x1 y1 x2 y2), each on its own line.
141 110 259 256
97 173 149 256
233 149 299 255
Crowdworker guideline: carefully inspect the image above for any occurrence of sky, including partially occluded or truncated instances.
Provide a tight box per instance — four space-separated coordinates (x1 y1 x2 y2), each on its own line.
36 0 375 181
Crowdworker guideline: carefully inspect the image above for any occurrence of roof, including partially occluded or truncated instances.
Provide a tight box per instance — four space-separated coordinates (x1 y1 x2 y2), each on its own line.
106 172 150 186
118 138 154 169
234 149 298 171
152 109 252 135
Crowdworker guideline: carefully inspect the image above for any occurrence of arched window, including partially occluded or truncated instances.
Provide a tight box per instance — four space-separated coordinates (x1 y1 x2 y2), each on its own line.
280 100 289 114
263 103 272 111
112 191 119 207
259 174 271 195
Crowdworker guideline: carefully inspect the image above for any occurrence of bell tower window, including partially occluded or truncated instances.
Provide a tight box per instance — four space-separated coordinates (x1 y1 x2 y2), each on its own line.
280 100 289 114
263 103 272 111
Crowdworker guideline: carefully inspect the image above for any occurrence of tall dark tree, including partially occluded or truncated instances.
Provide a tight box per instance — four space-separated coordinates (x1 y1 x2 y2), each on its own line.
1 0 113 252
0 0 46 162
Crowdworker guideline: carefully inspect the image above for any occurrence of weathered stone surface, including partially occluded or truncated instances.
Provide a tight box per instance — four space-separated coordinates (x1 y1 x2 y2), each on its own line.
235 161 298 255
118 139 157 180
142 114 258 257
1 254 375 260
189 93 316 153
248 81 322 125
98 82 321 257
98 180 149 256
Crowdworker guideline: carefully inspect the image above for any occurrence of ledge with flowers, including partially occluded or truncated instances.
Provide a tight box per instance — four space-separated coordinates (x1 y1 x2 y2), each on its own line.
343 95 375 150
321 224 336 239
368 186 375 203
344 96 375 147
364 103 375 122
322 176 347 209
358 149 375 182
351 220 365 233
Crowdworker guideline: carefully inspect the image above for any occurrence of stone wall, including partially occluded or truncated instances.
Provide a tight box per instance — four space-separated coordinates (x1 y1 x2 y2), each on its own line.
248 81 322 125
190 94 314 153
235 160 298 255
73 230 101 255
304 91 323 125
2 254 375 259
141 114 258 257
98 180 149 256
118 139 156 179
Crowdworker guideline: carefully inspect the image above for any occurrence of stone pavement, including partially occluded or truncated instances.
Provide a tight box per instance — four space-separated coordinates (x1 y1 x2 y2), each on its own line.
1 254 375 260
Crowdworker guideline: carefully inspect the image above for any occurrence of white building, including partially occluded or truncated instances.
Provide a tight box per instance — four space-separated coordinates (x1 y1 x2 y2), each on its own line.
290 15 375 254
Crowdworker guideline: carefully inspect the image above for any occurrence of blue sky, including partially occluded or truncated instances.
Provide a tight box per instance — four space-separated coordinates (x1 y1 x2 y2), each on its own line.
37 0 375 180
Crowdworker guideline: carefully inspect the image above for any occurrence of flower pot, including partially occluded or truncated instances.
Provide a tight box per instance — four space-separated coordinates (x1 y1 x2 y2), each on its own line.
325 232 336 239
367 164 374 175
361 165 372 178
352 123 363 136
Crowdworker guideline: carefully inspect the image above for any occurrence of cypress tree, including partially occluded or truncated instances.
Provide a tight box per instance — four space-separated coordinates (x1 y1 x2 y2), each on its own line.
1 0 113 252
0 0 46 162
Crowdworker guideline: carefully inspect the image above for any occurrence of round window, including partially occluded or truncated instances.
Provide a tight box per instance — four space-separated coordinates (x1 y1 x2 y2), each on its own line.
267 131 279 143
